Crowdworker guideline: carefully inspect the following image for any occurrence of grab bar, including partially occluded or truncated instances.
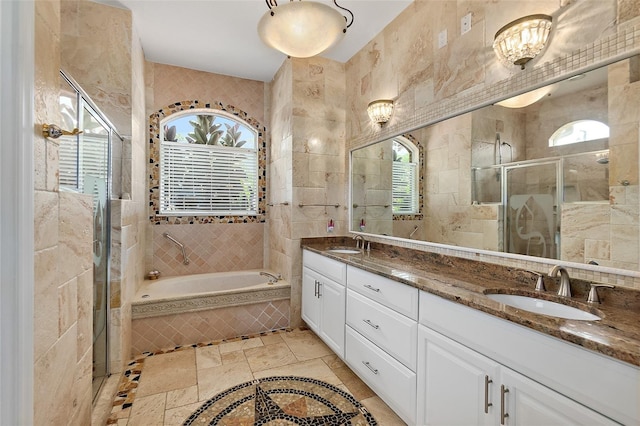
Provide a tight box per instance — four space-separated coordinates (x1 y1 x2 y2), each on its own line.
163 233 190 265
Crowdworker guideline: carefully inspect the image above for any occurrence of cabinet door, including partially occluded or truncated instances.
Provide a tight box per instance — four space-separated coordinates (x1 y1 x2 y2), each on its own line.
301 267 321 333
417 325 498 426
500 368 619 426
319 278 346 357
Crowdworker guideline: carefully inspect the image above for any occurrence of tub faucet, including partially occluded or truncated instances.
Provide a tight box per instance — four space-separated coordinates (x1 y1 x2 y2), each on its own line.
163 233 190 265
353 234 365 250
549 265 571 297
260 271 281 283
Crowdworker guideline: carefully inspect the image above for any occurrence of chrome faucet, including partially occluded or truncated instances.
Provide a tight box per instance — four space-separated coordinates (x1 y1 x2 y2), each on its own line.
549 265 571 297
352 234 365 250
260 271 282 283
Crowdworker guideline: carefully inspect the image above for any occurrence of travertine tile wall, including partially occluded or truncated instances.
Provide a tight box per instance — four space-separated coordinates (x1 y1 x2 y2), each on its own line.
33 1 93 423
269 57 347 327
344 0 640 287
268 59 294 321
61 0 148 376
145 63 268 278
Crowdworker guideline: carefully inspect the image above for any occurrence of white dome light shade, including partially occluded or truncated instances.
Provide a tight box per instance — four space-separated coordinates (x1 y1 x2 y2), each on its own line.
258 1 347 58
496 85 551 108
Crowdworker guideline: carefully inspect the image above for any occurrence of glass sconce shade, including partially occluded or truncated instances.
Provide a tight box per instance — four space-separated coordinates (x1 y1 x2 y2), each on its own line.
257 1 347 58
493 14 552 69
496 85 551 108
367 100 394 125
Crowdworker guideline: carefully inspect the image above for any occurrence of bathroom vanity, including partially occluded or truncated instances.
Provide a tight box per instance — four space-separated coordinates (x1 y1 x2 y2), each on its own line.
301 238 640 425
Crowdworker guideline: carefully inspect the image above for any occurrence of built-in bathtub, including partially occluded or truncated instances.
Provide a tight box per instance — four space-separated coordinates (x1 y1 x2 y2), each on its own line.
131 270 290 355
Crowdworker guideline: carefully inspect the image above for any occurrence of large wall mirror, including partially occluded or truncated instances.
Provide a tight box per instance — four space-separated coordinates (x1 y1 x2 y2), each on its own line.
350 55 639 272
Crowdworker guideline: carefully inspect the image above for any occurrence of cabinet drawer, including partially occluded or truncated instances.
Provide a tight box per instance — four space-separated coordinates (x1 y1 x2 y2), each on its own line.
347 266 418 319
345 326 416 425
347 290 417 370
303 250 346 285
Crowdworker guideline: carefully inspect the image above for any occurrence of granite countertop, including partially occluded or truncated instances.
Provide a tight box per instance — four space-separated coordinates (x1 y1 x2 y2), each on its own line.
301 237 640 368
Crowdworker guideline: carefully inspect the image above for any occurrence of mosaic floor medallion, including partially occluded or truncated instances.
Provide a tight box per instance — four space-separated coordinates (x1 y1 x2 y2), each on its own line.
183 376 378 425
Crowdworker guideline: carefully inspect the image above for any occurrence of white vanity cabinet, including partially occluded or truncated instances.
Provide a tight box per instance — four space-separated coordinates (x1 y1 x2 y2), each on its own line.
302 250 347 357
344 265 419 425
418 291 638 425
417 325 618 426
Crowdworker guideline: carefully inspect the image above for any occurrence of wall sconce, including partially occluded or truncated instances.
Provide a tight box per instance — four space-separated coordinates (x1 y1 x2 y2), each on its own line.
493 14 552 70
367 100 394 125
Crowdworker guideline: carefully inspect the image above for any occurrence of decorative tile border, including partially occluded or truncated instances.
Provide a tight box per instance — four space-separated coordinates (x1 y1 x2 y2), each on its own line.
132 284 291 319
148 100 267 225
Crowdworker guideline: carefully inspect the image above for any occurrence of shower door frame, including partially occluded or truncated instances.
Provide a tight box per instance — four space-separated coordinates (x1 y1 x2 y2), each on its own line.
60 70 122 401
501 159 562 260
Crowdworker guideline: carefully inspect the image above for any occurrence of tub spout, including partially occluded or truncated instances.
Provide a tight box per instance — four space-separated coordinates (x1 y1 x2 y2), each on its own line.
260 271 281 283
163 233 190 265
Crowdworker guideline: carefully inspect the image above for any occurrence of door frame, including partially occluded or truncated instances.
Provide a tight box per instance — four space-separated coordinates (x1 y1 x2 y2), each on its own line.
0 0 35 424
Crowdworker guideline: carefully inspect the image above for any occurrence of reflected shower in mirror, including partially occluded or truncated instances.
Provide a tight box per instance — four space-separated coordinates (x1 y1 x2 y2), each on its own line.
350 56 639 271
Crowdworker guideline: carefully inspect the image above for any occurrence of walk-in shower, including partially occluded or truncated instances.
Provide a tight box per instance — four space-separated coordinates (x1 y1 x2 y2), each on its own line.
58 71 123 401
472 149 610 260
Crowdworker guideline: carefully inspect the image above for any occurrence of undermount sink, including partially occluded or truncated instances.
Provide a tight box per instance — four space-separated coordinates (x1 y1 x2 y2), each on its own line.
485 293 601 321
326 248 361 254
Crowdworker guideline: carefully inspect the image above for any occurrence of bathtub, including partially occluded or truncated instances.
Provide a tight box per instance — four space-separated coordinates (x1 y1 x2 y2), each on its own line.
131 270 290 354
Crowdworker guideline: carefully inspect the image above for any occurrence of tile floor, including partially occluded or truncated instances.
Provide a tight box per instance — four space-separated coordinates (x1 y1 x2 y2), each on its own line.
102 328 406 425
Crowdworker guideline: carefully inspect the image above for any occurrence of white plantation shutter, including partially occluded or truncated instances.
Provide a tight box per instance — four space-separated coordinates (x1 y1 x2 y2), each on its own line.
160 141 258 216
392 161 418 214
59 134 109 191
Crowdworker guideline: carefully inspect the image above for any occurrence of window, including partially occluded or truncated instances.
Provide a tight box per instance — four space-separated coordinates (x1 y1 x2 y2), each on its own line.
392 137 419 214
159 110 259 216
549 120 609 147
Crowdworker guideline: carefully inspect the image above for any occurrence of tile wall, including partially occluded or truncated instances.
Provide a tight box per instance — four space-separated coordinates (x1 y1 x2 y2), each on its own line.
144 63 269 279
343 0 640 289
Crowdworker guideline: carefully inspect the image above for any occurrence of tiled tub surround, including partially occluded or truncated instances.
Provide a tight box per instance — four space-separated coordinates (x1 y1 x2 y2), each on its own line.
131 271 291 354
302 237 640 368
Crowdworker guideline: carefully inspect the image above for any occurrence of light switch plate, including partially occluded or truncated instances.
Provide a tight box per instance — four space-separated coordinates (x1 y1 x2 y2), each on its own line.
438 29 447 48
461 13 472 35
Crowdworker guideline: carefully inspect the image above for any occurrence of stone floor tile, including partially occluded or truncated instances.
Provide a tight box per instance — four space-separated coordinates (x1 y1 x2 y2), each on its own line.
243 342 298 372
361 396 406 425
195 345 221 370
164 401 203 426
137 349 197 397
166 385 198 410
197 359 254 401
332 365 375 400
127 393 166 426
252 358 342 387
281 330 334 361
218 336 263 354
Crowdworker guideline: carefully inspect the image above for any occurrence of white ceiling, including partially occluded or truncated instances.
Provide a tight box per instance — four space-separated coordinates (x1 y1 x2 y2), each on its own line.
96 0 413 82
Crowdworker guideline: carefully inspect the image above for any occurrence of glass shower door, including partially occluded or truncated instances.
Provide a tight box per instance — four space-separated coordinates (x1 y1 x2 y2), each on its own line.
503 161 560 260
80 105 111 401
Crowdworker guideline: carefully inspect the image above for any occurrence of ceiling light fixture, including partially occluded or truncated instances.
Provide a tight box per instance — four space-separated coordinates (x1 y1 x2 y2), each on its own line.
367 100 394 125
257 0 354 58
493 14 552 70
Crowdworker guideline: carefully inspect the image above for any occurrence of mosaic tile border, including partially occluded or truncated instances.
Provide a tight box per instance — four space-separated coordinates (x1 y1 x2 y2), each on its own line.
351 23 640 148
148 100 267 225
106 327 305 425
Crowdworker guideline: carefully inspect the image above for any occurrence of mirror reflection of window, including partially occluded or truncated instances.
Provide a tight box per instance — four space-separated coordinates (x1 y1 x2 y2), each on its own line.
392 137 419 214
548 120 610 146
